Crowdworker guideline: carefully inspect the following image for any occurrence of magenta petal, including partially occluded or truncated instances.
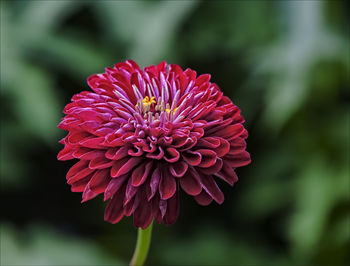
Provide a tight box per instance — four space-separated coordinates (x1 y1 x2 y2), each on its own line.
81 186 98 203
57 146 74 161
124 178 138 205
111 157 142 177
198 157 223 175
105 146 129 160
159 169 177 200
104 174 128 201
197 137 221 149
66 160 89 180
214 124 244 140
89 157 113 169
148 168 161 201
194 190 213 206
89 169 110 193
164 148 180 163
132 161 153 187
224 151 251 167
104 193 125 224
198 174 224 204
182 151 202 166
213 138 230 157
196 149 217 167
164 191 179 225
169 161 188 178
180 168 202 196
134 200 153 229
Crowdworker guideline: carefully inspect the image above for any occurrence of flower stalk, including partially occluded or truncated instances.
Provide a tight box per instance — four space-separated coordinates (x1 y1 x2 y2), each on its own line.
130 221 153 266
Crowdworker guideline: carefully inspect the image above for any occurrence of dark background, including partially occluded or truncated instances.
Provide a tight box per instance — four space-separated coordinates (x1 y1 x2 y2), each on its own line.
1 0 349 265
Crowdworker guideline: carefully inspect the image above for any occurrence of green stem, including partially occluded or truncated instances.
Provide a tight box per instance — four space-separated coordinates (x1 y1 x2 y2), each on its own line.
129 221 153 266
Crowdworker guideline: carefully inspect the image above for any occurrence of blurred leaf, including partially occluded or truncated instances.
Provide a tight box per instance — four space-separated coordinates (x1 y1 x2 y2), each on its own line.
288 156 349 261
8 63 61 144
256 1 347 131
0 224 124 265
17 0 81 37
95 1 198 66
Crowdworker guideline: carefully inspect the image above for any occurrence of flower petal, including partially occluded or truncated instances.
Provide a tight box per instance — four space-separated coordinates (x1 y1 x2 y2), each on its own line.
159 169 177 200
180 168 202 196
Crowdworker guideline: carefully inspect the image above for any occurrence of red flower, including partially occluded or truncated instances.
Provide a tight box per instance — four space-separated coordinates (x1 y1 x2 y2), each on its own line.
58 60 251 229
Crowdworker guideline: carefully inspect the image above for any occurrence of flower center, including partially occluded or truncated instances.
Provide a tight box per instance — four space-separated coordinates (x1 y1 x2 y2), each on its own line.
136 96 178 121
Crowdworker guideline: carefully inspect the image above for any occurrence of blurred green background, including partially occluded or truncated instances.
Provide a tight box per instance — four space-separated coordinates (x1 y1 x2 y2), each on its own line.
1 0 349 265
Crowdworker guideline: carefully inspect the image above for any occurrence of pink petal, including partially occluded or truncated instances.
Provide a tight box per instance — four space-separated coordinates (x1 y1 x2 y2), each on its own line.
224 151 251 167
213 138 230 157
169 161 188 178
159 169 177 200
81 186 98 202
198 157 223 175
104 192 125 224
182 151 202 166
89 157 113 169
132 161 153 187
104 174 128 201
196 149 217 167
111 157 142 178
105 146 129 160
89 169 110 194
179 168 202 196
164 191 179 225
198 174 224 204
147 168 160 201
164 148 180 163
194 190 213 206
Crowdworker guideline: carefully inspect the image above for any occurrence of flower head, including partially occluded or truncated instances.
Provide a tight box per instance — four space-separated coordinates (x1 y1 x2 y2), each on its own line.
58 60 251 229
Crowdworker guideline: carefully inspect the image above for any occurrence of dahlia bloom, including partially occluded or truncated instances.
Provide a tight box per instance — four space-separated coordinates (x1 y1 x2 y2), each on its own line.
58 60 250 229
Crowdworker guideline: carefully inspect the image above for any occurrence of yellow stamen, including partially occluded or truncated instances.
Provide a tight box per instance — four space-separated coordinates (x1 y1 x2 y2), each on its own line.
142 96 156 107
166 107 178 115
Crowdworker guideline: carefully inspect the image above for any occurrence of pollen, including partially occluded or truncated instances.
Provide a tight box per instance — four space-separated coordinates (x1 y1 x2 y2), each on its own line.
142 96 156 106
166 107 178 115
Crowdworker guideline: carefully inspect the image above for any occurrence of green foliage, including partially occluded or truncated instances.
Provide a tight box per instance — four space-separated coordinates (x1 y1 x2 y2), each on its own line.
1 0 348 265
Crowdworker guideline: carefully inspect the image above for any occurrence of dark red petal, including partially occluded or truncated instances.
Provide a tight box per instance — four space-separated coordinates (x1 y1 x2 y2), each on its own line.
148 168 161 201
228 138 246 155
198 174 224 204
159 169 177 200
104 193 125 224
213 138 230 157
180 168 202 196
57 146 74 161
105 146 129 160
197 137 220 149
89 169 110 194
194 190 213 206
164 191 179 225
169 161 188 178
81 186 98 202
89 157 113 169
182 151 202 166
211 124 244 140
111 157 142 178
196 149 217 168
133 200 153 229
216 161 238 186
225 151 251 167
70 174 93 192
79 136 105 148
164 148 180 163
124 178 138 205
132 161 153 187
66 160 89 180
198 157 223 175
104 174 128 201
146 146 164 160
